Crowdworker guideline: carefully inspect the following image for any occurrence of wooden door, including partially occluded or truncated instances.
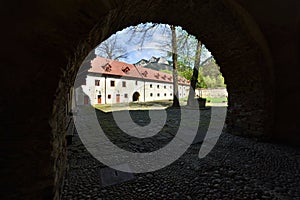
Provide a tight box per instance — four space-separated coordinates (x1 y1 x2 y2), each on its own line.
97 95 101 104
116 94 120 103
84 95 89 104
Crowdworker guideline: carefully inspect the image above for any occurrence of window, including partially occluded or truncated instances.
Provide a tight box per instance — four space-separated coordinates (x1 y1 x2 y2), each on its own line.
164 93 167 96
150 93 153 97
157 85 159 89
110 80 115 87
150 84 152 88
124 93 128 98
170 93 172 96
157 93 160 97
170 85 172 89
164 85 166 89
108 94 111 99
135 80 138 85
122 81 126 87
95 80 100 86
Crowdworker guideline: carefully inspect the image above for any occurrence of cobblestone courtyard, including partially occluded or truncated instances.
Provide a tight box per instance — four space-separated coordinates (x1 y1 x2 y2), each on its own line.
62 107 300 200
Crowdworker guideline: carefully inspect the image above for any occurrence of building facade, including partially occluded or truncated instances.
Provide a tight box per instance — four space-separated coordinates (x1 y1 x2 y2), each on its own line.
76 57 190 105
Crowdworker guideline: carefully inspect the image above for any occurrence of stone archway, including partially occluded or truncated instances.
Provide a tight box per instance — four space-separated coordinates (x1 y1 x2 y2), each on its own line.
51 2 275 198
132 92 140 102
65 0 274 137
7 0 300 199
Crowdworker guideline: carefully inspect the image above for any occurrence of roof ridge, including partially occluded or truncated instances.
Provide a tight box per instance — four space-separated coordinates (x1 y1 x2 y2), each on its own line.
90 56 190 85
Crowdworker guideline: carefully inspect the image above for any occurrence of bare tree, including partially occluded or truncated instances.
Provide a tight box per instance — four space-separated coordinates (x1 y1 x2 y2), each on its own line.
176 27 197 69
95 35 127 60
187 40 202 106
170 25 180 107
127 23 161 48
127 23 180 107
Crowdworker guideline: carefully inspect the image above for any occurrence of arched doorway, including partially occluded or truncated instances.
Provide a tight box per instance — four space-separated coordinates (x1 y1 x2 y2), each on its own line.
132 92 140 102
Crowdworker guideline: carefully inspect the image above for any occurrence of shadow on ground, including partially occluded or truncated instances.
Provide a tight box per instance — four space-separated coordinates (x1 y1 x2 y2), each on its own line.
62 106 300 200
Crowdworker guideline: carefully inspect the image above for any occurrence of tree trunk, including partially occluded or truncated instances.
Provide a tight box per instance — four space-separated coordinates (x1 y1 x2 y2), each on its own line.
171 25 180 107
187 40 202 106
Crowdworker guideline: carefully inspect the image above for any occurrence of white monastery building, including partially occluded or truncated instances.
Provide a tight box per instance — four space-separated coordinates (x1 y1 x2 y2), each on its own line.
76 56 190 105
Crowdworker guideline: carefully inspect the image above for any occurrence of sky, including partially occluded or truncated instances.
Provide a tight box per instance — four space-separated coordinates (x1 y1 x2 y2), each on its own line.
95 23 212 64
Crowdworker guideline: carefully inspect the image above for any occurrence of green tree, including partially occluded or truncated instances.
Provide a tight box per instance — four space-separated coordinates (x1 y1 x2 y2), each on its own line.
216 74 226 87
187 40 202 106
178 68 193 80
197 67 207 88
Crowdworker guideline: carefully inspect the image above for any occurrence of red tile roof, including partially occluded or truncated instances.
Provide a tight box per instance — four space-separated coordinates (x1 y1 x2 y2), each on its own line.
89 57 190 85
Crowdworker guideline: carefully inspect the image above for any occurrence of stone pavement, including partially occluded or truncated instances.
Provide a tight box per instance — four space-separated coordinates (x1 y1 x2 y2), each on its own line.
62 107 300 200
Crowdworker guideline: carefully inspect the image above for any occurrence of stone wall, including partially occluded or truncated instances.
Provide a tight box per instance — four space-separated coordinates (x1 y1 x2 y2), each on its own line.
1 0 299 199
196 88 228 98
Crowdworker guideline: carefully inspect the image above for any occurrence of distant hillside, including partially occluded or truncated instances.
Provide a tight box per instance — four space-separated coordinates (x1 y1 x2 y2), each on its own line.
135 56 218 73
134 56 173 71
201 57 222 78
200 57 226 88
135 56 226 88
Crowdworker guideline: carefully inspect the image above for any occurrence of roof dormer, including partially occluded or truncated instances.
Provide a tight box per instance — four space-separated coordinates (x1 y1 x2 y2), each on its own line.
102 63 112 72
141 70 148 77
121 66 130 73
154 72 160 79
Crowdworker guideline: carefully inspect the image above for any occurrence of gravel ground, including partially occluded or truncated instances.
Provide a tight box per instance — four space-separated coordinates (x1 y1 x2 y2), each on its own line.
62 108 300 200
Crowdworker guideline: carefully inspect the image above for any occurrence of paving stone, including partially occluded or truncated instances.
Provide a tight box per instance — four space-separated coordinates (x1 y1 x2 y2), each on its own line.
62 108 300 200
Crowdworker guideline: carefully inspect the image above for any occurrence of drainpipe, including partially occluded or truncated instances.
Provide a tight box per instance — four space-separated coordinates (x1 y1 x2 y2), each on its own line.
144 80 146 102
105 76 107 104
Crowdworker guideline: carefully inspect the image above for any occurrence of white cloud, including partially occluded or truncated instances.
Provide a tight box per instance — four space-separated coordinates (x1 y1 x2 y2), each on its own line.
97 23 213 64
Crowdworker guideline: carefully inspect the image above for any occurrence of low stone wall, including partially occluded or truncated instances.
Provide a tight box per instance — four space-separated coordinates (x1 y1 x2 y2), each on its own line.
195 88 228 98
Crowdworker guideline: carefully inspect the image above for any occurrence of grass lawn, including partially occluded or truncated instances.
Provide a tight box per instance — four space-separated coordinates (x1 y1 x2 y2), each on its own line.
93 97 227 112
93 98 189 112
205 97 227 103
93 100 173 112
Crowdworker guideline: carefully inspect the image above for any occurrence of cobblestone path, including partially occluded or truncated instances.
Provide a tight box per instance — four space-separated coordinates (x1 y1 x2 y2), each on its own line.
62 107 300 200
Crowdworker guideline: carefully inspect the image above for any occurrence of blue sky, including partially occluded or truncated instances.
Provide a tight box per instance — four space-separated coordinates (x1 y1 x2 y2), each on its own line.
122 48 168 63
95 23 212 64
